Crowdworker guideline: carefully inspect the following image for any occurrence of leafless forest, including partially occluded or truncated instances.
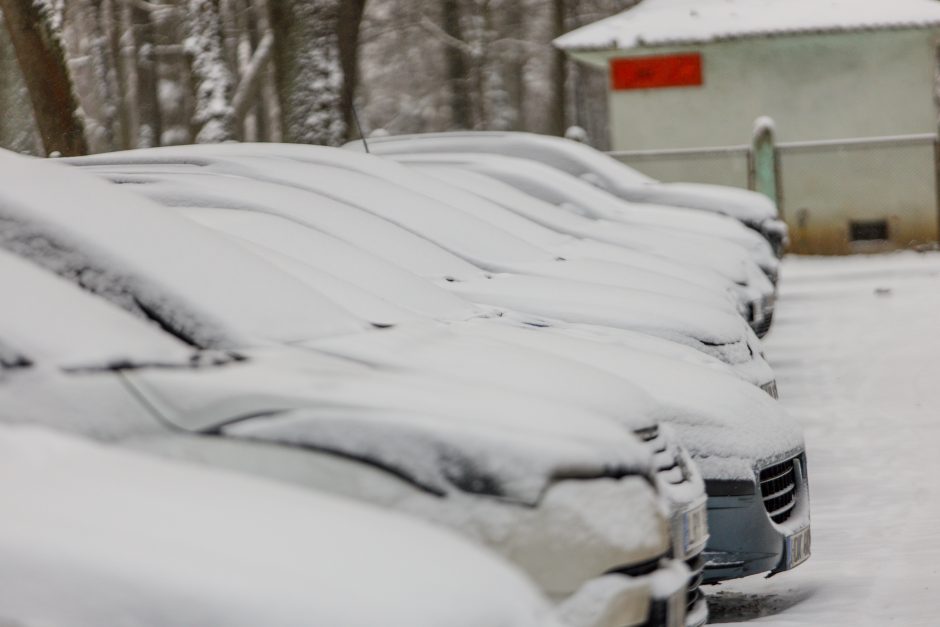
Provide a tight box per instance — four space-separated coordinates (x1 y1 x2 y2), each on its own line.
0 0 637 157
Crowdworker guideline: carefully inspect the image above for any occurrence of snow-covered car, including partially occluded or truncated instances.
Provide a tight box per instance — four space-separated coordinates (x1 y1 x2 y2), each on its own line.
388 152 778 336
67 146 775 384
0 247 691 627
0 155 694 627
95 165 801 588
0 423 567 627
349 130 789 258
175 203 808 586
386 152 780 281
405 162 773 334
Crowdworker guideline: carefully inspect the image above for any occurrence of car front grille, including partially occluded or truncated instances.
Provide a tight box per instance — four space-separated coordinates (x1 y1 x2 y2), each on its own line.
759 455 802 524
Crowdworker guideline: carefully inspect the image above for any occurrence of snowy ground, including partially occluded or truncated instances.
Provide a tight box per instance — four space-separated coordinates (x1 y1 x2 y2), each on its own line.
708 252 940 625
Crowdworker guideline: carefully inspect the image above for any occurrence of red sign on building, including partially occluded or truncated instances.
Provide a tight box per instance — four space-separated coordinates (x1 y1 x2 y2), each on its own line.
610 53 703 91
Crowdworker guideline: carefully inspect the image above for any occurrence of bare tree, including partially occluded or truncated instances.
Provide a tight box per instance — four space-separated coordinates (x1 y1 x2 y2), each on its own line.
547 0 567 136
441 0 471 129
185 0 235 142
0 13 40 153
337 0 367 139
270 0 346 145
130 0 162 147
0 0 88 155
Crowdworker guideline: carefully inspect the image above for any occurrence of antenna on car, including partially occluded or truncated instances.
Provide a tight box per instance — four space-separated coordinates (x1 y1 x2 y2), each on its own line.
351 101 370 154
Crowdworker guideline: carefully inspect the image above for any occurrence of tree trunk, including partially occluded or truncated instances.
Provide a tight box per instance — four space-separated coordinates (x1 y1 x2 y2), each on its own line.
0 13 40 153
103 0 132 149
337 0 366 140
0 0 88 155
548 0 568 136
270 0 345 145
441 0 471 130
251 0 280 141
185 0 235 143
87 0 120 151
131 1 162 147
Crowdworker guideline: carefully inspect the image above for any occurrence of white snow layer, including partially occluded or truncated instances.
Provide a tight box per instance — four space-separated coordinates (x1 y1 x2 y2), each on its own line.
555 0 940 51
710 251 940 625
0 424 562 627
0 153 369 349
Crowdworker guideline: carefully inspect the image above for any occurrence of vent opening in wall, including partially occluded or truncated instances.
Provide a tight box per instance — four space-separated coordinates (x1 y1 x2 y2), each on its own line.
849 219 889 242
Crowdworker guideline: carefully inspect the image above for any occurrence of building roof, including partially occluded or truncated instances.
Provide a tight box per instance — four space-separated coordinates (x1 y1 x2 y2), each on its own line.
555 0 940 52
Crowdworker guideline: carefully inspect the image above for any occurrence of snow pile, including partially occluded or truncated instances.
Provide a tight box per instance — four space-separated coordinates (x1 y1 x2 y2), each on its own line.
555 0 940 51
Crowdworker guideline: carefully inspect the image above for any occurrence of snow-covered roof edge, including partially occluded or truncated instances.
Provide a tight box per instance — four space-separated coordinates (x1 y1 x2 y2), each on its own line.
555 0 940 53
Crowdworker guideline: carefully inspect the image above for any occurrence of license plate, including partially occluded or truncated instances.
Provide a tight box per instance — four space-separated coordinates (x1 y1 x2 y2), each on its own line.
785 526 811 569
682 502 709 556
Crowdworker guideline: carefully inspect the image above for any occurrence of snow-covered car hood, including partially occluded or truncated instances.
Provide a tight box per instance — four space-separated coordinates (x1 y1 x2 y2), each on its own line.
122 353 653 505
411 164 746 293
400 155 776 266
625 181 779 227
390 152 763 284
458 320 803 480
442 272 754 357
419 162 779 273
511 257 739 314
300 319 665 428
0 424 562 627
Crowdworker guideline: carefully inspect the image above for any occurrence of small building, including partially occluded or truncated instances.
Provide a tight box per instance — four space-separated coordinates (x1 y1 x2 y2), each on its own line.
556 0 940 254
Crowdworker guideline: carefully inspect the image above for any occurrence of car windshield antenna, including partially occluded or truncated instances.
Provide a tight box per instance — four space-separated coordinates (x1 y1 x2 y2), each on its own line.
351 101 370 154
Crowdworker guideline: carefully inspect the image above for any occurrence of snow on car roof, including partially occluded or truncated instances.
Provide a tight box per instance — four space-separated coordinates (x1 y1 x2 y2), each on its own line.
0 152 367 350
69 146 561 273
353 130 656 185
88 166 483 282
0 250 201 370
349 132 779 224
554 0 940 52
0 424 561 627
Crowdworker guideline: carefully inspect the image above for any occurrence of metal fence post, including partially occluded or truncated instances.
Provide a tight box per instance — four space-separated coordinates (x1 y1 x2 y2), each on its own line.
752 116 779 208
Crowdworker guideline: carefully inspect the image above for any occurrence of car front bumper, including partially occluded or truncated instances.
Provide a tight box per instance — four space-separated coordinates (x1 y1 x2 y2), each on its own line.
701 453 811 583
557 558 691 627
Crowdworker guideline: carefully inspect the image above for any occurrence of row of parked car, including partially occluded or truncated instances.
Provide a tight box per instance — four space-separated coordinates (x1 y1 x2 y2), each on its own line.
0 131 810 627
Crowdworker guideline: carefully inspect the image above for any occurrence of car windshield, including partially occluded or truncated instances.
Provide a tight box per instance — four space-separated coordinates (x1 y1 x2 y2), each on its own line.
0 154 369 350
0 249 220 370
225 158 560 272
93 167 485 282
178 207 480 322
